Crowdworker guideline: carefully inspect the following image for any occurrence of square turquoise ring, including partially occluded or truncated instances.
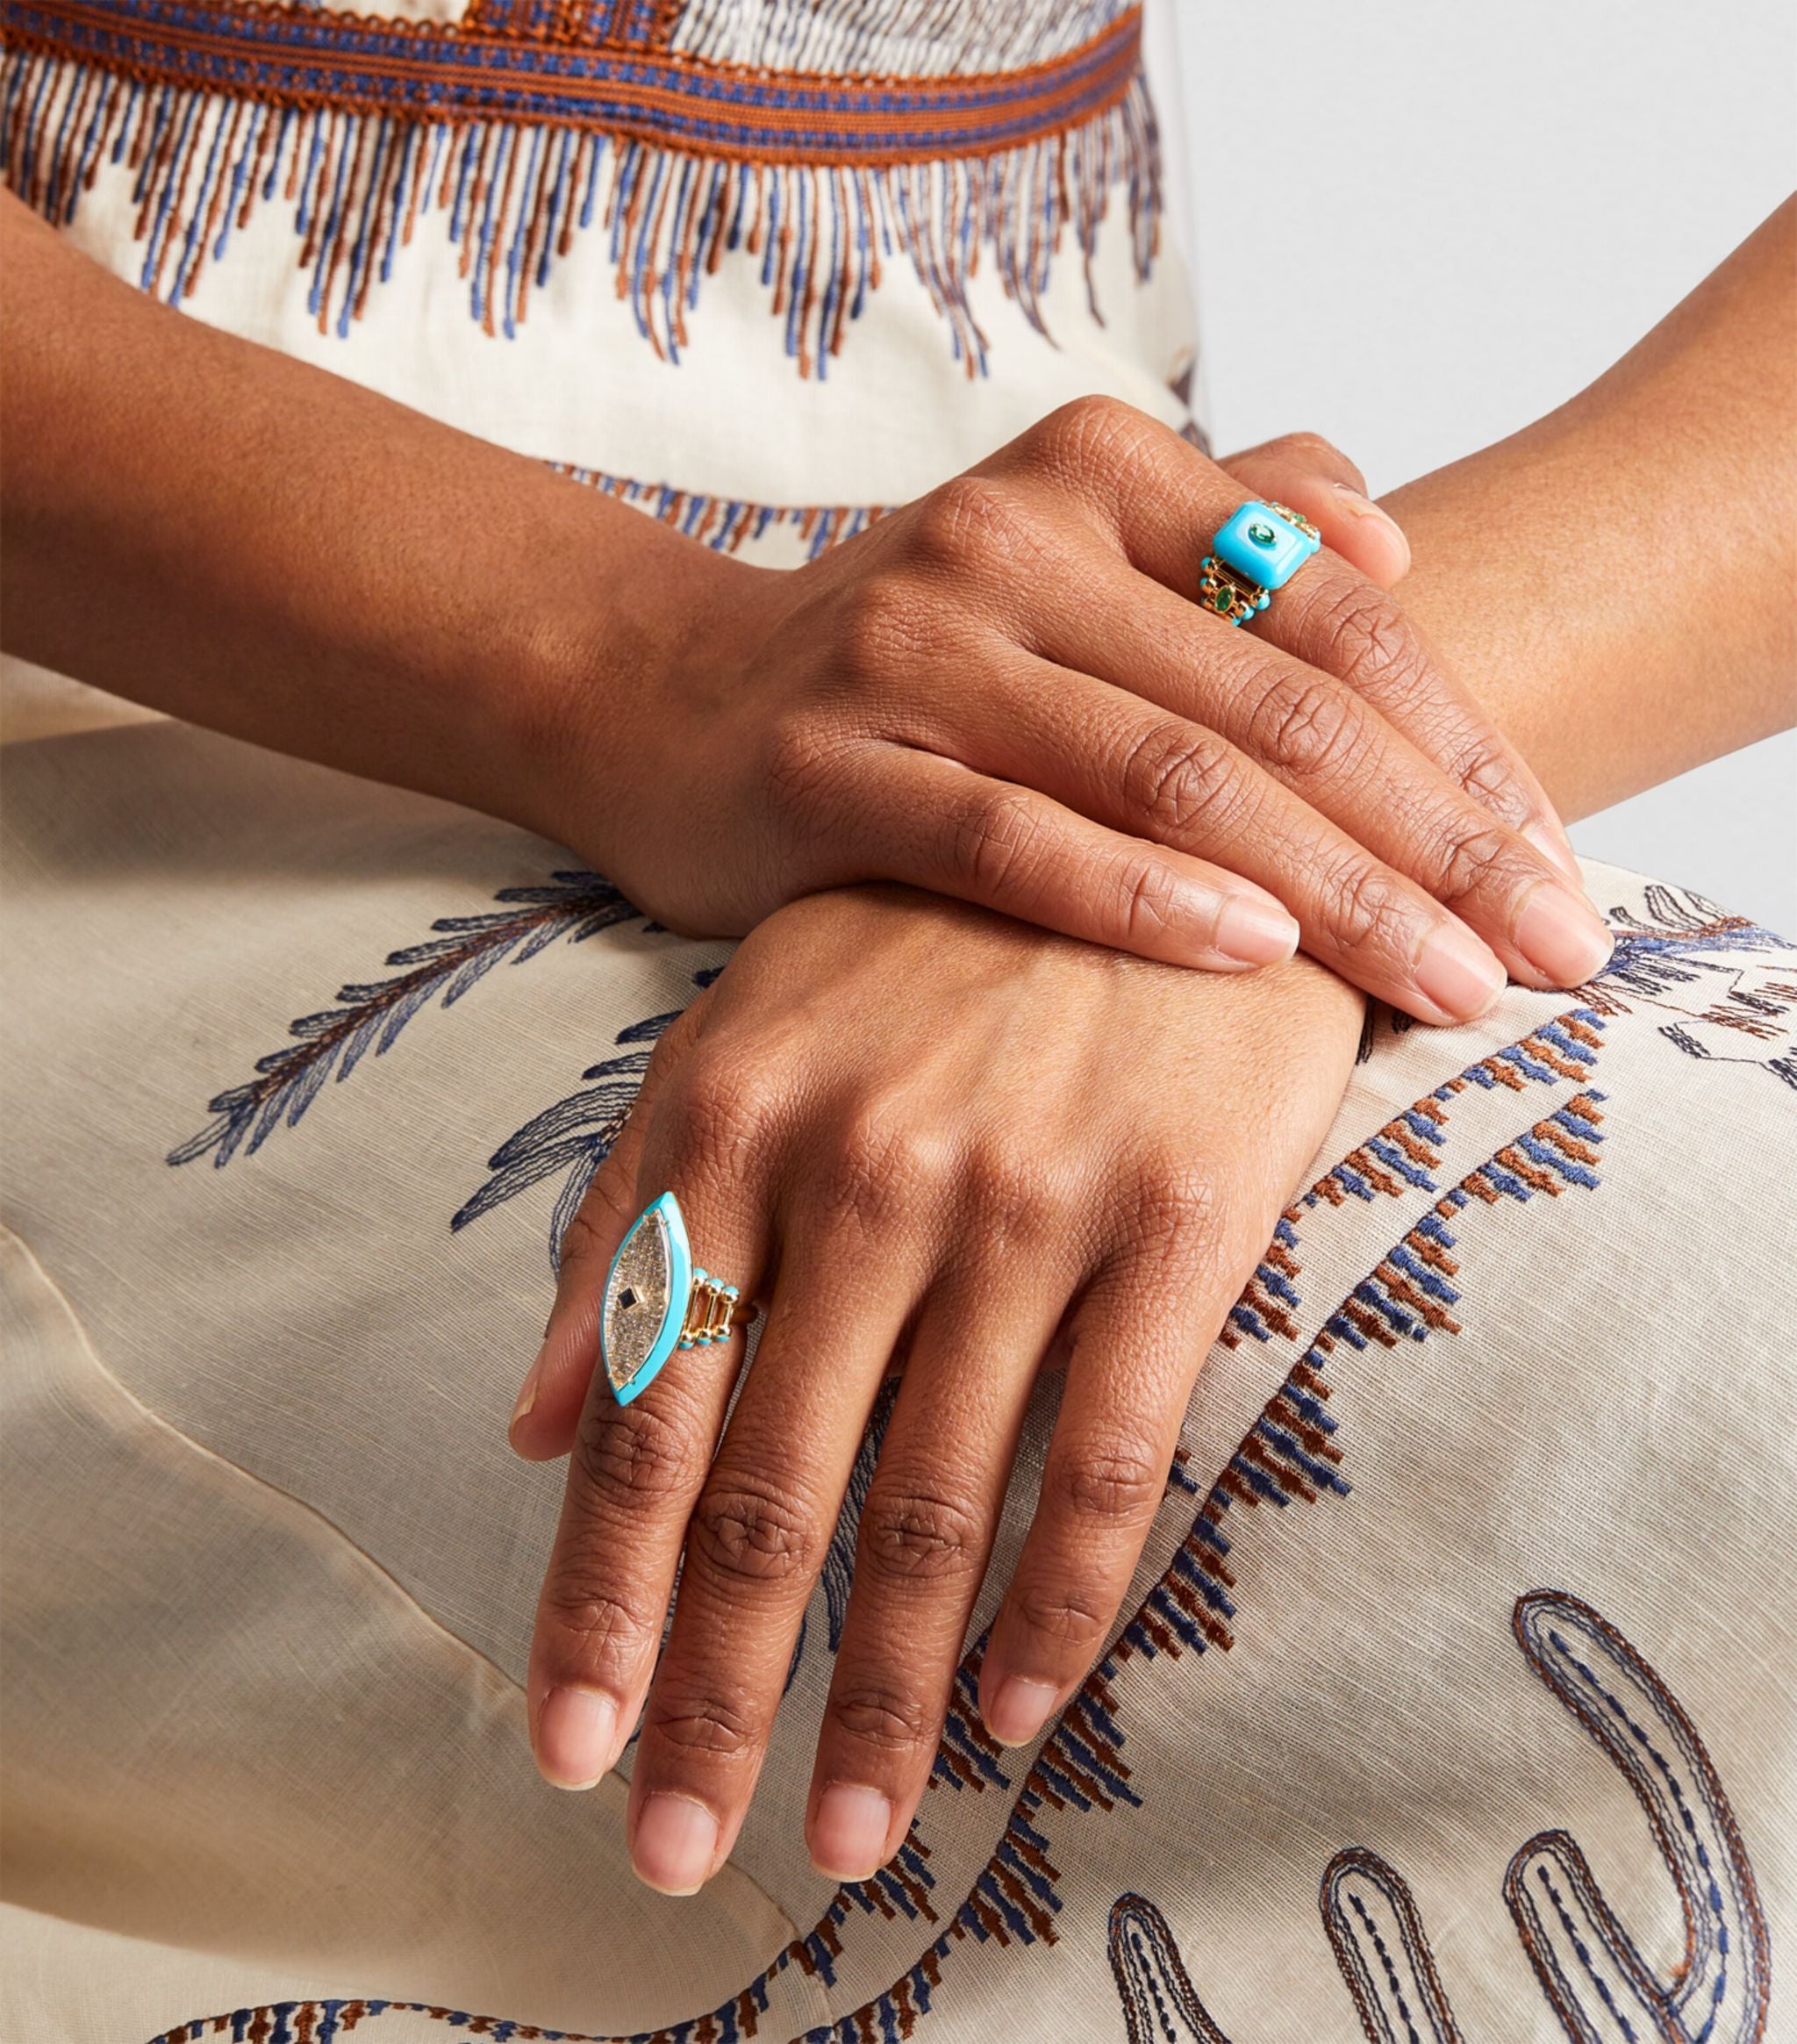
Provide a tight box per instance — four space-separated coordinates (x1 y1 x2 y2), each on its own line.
1214 500 1321 590
1197 500 1323 627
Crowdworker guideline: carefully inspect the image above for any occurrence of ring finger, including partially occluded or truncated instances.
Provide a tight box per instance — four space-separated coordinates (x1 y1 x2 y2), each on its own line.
626 1223 923 1893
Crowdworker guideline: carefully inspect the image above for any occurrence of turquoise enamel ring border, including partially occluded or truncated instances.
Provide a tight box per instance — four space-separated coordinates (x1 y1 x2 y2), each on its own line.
1198 499 1322 626
599 1191 751 1405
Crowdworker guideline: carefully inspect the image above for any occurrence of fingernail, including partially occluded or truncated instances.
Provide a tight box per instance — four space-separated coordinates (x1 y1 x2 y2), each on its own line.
534 1685 617 1790
1214 893 1299 968
811 1784 894 1882
633 1792 721 1897
1523 817 1584 888
1514 880 1614 988
985 1675 1058 1747
1329 483 1411 576
1414 923 1507 1022
509 1340 548 1440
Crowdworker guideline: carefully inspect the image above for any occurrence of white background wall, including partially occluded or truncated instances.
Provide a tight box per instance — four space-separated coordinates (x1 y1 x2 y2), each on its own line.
1163 1 1796 930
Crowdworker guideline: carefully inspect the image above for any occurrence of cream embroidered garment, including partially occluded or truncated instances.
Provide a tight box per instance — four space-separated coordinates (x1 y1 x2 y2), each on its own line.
1 2 1793 2039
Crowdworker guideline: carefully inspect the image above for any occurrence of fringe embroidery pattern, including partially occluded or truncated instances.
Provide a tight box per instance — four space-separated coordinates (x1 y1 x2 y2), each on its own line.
0 1 1160 373
556 462 885 556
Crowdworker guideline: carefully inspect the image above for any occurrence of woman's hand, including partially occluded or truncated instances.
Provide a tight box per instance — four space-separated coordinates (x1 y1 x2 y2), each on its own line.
507 884 1365 1893
2 208 1605 1022
554 403 1610 1025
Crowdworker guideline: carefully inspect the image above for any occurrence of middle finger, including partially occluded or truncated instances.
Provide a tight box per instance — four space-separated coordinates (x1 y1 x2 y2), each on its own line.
805 1259 1074 1880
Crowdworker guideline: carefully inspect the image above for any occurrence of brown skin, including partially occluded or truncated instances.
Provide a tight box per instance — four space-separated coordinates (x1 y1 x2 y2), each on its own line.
4 178 1792 1891
507 203 1797 1892
3 185 1612 1024
518 890 1365 1897
1385 196 1796 817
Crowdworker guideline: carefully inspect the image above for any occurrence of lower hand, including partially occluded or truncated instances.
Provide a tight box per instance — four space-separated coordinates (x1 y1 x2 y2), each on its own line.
507 884 1364 1892
549 401 1610 1024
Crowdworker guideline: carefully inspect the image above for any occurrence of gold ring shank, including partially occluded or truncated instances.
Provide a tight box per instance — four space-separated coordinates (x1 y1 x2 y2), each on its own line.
677 1274 756 1352
1267 500 1321 542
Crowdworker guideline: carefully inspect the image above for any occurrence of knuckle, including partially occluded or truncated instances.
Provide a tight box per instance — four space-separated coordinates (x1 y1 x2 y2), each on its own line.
947 783 1050 900
689 1476 820 1591
1249 672 1365 784
573 1397 694 1512
1426 821 1532 914
1307 581 1426 702
1127 1155 1226 1257
1119 719 1242 843
540 1574 658 1667
1447 730 1525 817
1032 393 1156 477
827 1680 938 1753
1317 855 1414 959
1011 1580 1110 1655
1118 859 1186 951
1048 1436 1166 1526
1268 428 1362 487
818 1106 953 1238
1275 428 1342 462
648 1684 758 1761
672 1053 781 1181
859 1485 984 1587
965 1139 1073 1246
908 475 1030 569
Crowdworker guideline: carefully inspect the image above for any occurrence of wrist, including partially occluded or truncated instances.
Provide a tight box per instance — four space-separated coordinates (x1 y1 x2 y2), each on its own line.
460 484 767 874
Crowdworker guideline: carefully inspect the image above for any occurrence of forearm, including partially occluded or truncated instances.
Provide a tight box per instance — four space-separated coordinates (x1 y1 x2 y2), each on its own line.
0 191 739 841
1383 199 1795 823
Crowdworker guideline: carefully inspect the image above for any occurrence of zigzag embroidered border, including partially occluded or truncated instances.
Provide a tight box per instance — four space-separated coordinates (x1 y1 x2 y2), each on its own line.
0 0 1142 161
0 5 1158 369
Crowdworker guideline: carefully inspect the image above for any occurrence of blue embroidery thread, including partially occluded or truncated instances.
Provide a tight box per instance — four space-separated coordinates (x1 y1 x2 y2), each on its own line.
168 870 644 1169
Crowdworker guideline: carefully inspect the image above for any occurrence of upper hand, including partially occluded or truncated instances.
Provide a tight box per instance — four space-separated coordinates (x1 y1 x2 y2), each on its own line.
560 401 1611 1025
507 884 1365 1893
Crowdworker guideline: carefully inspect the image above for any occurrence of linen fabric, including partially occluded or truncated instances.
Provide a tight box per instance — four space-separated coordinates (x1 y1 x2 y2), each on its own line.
1 722 1793 2042
1 1 1793 2038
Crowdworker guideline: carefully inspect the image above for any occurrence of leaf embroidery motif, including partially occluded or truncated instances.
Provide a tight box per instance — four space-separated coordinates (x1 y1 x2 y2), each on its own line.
168 871 641 1168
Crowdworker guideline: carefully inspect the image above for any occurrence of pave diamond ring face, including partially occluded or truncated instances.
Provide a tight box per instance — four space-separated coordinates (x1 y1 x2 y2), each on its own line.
600 1192 754 1405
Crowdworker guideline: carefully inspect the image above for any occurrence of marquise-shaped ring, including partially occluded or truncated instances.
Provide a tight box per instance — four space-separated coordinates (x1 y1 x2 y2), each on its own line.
599 1191 756 1406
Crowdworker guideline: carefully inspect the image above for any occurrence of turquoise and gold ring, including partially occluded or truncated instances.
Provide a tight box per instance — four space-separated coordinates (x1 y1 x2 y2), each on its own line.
600 1191 755 1406
1197 499 1322 626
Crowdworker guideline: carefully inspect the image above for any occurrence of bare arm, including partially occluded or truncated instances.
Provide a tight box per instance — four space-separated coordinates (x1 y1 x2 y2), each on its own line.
4 185 1618 1024
1383 197 1796 821
0 190 711 843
